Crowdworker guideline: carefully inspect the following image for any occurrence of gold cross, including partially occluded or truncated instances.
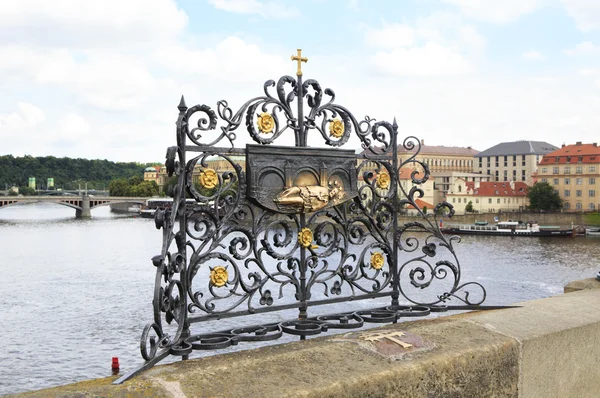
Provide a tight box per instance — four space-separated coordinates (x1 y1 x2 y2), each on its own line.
291 48 308 76
360 331 413 349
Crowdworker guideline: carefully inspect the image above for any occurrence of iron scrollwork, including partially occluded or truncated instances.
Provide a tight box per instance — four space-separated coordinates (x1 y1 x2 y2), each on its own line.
115 50 487 384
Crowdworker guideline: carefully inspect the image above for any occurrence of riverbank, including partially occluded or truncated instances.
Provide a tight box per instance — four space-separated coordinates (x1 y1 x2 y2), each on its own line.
400 211 600 228
9 278 600 398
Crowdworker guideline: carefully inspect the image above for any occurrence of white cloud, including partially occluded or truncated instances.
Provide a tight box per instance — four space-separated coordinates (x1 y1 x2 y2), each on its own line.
0 102 45 130
372 42 474 76
522 50 545 60
365 23 415 48
56 113 91 142
208 0 299 18
364 14 480 76
0 0 188 47
36 52 157 111
153 37 289 82
457 25 486 52
441 0 542 23
561 0 600 31
563 41 600 55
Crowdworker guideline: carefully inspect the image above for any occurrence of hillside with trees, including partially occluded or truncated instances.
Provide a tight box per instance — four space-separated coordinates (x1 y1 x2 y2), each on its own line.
0 155 161 191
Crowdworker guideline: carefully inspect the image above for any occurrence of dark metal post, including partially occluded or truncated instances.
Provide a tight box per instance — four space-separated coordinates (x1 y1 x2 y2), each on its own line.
391 118 400 310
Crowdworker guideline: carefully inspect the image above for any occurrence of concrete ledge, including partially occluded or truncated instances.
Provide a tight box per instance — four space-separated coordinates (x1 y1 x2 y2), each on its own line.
564 277 600 293
10 285 600 398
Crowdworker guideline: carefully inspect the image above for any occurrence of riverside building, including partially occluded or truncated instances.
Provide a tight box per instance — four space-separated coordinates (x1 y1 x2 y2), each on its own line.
474 141 558 186
537 142 600 212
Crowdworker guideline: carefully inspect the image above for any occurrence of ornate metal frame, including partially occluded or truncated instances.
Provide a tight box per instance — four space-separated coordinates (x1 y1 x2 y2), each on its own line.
115 50 489 384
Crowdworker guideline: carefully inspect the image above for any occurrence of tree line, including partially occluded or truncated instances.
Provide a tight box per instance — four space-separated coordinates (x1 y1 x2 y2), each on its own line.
0 155 161 191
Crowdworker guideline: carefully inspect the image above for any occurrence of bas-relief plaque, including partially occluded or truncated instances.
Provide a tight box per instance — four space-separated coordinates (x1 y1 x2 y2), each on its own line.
245 144 358 214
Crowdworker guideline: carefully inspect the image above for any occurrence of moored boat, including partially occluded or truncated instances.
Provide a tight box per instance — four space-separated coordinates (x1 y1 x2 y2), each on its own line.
441 220 575 237
586 228 600 237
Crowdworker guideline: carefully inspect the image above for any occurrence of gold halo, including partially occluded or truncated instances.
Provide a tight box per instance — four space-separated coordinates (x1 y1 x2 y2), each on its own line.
298 227 314 249
329 119 344 138
370 252 385 270
376 172 390 189
257 112 275 134
210 266 228 287
199 168 218 189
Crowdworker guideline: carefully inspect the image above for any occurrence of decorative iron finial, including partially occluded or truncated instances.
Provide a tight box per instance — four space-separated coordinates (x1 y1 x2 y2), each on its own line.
291 49 308 76
178 95 187 112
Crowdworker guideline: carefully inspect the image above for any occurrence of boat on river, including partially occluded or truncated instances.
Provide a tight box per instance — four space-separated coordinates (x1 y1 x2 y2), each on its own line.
586 228 600 237
441 220 575 237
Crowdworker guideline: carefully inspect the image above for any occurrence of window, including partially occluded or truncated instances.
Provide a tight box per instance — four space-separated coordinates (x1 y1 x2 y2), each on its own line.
495 170 499 181
590 190 596 198
522 170 526 181
487 169 491 175
553 178 559 185
576 190 582 197
504 156 507 167
590 166 597 173
503 170 508 181
541 167 547 174
479 158 482 167
591 178 596 185
576 202 582 210
564 166 570 174
497 198 500 203
564 190 570 197
452 198 455 203
488 198 492 204
555 156 560 163
564 202 570 210
458 198 461 203
522 155 526 167
576 178 582 185
576 166 582 174
476 199 479 203
495 156 499 167
564 178 570 185
590 203 596 210
553 167 559 174
541 178 548 183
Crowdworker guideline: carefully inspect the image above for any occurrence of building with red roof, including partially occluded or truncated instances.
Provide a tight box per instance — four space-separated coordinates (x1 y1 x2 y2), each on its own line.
446 179 528 214
537 142 599 212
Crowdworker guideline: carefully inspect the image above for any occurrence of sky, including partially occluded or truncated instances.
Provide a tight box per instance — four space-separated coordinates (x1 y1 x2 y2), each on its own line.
2 0 600 162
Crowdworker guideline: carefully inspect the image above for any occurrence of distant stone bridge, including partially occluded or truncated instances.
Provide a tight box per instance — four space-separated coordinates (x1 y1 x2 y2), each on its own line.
0 195 148 218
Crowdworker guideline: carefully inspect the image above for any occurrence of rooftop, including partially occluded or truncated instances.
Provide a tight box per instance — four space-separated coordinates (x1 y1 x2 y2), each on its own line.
539 142 600 165
474 141 558 157
464 181 528 197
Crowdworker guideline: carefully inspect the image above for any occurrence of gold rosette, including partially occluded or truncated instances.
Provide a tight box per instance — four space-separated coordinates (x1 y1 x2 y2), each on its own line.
370 252 385 270
257 112 275 134
328 119 344 138
376 172 390 189
199 168 218 189
298 227 317 249
209 266 228 287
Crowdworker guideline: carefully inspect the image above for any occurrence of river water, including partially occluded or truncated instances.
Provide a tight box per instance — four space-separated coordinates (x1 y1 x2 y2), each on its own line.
0 203 598 395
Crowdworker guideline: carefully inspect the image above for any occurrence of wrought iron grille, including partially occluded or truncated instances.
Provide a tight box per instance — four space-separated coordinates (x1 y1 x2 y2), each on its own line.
115 50 487 384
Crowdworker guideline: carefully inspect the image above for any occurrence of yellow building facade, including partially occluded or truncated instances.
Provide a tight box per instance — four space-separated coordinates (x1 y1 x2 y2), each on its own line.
537 142 600 212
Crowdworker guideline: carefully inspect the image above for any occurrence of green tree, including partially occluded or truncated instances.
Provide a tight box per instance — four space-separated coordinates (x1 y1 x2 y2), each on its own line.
465 200 474 213
109 178 131 196
527 182 563 211
19 186 36 196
